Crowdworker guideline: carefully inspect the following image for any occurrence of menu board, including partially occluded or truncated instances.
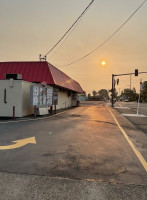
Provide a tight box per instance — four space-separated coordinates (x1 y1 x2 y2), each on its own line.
53 88 58 105
47 87 53 106
30 86 39 106
42 88 47 106
30 85 53 107
39 87 43 106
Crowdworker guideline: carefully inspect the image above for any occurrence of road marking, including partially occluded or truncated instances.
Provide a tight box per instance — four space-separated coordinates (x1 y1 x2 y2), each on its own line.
0 137 36 150
123 114 147 117
107 107 147 173
115 107 130 109
0 109 72 124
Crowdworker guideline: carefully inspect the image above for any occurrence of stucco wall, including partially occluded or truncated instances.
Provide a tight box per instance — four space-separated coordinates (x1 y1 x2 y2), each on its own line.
0 80 38 117
0 80 22 117
56 91 72 109
0 80 78 117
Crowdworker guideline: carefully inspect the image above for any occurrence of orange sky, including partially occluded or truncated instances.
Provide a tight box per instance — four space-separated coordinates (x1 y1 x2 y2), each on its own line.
0 0 147 94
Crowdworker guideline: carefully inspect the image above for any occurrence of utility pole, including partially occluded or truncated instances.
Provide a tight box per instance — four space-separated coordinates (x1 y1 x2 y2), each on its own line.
112 74 114 107
119 88 120 96
130 74 132 91
130 74 132 101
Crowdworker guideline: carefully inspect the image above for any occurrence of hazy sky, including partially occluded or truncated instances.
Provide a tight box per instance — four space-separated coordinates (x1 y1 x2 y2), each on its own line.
0 0 147 93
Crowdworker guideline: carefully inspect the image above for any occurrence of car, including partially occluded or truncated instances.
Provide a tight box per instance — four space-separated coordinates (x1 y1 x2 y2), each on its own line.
124 99 129 102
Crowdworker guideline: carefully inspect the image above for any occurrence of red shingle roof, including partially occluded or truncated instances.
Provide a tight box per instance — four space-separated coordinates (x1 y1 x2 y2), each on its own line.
0 61 84 93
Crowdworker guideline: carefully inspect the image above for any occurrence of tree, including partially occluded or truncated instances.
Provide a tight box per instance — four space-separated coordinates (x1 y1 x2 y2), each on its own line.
92 90 97 97
98 89 108 100
120 88 138 101
141 81 147 102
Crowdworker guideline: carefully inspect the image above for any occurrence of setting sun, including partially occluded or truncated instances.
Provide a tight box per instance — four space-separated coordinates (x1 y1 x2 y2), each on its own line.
101 61 107 66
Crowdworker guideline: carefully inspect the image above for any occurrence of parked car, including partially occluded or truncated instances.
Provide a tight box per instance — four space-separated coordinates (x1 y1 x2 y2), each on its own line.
124 99 129 102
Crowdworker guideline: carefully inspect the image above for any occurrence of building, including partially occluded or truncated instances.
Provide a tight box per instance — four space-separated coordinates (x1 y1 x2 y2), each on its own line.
0 61 84 117
78 94 87 101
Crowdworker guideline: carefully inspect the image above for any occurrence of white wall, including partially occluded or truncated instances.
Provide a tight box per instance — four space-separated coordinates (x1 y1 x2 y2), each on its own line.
54 90 78 110
0 80 22 117
0 80 37 117
57 91 72 109
0 80 78 117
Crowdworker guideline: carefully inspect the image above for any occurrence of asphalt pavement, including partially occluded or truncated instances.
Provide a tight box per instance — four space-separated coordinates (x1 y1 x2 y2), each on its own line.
114 102 147 134
0 101 147 199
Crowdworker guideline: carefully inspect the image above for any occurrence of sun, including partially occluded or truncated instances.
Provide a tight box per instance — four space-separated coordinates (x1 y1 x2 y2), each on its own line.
101 61 107 66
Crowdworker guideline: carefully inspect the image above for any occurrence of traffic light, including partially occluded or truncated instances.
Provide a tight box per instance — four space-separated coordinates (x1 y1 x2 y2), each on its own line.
135 69 138 76
117 79 119 85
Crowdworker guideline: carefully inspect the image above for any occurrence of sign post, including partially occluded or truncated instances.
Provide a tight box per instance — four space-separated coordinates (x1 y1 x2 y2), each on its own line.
112 74 114 107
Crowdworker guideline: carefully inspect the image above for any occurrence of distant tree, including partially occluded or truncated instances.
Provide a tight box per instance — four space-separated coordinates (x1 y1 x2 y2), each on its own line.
141 81 147 102
120 88 138 101
92 90 97 97
98 89 108 100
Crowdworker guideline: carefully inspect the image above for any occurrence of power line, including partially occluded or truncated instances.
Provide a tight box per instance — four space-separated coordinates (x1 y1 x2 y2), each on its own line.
48 12 86 60
43 0 95 59
55 0 147 68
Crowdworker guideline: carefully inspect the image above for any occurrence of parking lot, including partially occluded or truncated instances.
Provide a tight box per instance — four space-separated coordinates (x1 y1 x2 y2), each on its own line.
0 101 147 199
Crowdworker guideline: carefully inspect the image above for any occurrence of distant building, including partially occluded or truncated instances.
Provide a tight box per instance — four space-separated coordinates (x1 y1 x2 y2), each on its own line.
0 61 84 117
78 94 86 101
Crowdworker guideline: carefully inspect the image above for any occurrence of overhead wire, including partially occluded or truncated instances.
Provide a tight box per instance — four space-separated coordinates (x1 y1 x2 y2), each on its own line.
48 12 86 60
43 0 95 59
54 0 147 68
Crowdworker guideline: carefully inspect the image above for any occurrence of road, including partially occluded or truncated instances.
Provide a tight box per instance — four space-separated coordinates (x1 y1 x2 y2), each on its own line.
0 101 147 199
114 102 147 134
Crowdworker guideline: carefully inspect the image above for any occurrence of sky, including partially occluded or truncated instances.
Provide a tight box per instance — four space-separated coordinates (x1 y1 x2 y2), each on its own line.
0 0 147 94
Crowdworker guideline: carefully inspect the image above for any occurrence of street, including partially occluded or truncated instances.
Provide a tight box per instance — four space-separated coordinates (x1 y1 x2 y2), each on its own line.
114 102 147 134
0 102 147 199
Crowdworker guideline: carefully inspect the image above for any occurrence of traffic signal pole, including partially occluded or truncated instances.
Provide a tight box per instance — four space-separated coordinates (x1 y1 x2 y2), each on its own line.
112 74 114 107
111 71 147 107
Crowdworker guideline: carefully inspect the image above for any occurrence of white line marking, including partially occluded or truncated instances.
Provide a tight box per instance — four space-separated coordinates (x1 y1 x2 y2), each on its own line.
123 114 147 117
107 107 147 173
115 107 130 109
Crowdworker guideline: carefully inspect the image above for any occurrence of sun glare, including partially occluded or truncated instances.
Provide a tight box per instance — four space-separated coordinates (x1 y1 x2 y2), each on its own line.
101 61 106 66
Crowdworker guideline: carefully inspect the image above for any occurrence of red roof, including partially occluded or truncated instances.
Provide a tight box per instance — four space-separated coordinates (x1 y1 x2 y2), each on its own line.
0 61 83 93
